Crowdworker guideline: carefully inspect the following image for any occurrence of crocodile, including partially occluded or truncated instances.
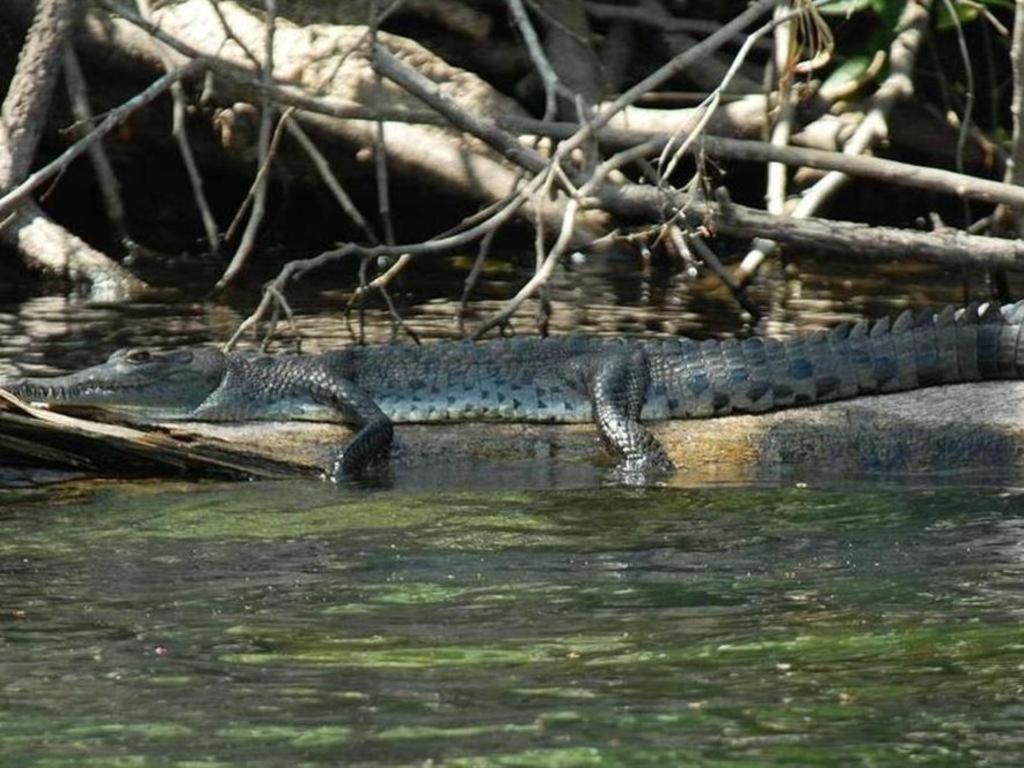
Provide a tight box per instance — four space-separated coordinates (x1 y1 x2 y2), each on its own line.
3 301 1024 480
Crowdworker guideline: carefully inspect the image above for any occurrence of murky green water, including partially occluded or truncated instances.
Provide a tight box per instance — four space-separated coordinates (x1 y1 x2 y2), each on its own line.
3 256 1024 764
2 479 1023 766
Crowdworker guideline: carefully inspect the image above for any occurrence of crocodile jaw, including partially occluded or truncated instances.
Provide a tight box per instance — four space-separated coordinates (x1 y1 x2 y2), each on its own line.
4 377 202 420
1 347 228 421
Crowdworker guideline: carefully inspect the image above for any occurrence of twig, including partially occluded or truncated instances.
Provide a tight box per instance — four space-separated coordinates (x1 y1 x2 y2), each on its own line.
222 243 349 352
204 0 261 70
591 138 663 188
378 282 420 344
348 0 407 342
346 252 414 308
552 0 782 163
602 184 1024 268
372 45 549 176
675 227 761 318
0 61 204 222
507 0 563 121
347 248 422 347
457 225 500 335
737 0 932 285
791 0 933 218
471 197 580 339
655 4 787 186
223 108 290 243
434 195 522 239
259 284 299 351
994 0 1024 236
371 36 584 322
312 0 407 96
938 0 976 185
283 117 379 244
136 0 220 257
766 2 796 219
61 44 130 246
215 0 277 289
228 175 546 347
641 0 762 92
372 123 395 250
739 1 800 285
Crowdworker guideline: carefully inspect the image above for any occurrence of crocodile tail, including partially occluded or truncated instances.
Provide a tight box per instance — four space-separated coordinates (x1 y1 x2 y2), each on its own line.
995 300 1024 377
836 301 1024 397
931 300 1024 384
658 301 1024 418
739 301 1024 411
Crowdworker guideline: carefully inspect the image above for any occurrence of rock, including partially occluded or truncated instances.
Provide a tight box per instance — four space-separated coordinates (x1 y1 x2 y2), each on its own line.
154 381 1024 483
4 382 1023 484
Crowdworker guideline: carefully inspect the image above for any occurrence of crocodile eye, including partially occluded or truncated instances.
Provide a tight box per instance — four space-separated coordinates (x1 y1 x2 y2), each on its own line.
126 349 152 364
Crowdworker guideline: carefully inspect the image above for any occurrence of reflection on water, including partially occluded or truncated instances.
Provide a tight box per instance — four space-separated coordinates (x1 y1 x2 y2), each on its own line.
0 481 1023 765
0 255 991 378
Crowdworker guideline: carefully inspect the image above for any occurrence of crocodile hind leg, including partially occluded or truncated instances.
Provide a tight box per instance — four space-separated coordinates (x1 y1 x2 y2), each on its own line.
578 349 674 474
307 377 394 481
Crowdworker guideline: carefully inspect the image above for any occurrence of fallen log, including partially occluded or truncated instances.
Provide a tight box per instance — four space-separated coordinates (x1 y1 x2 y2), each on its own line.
0 389 311 480
3 382 1023 485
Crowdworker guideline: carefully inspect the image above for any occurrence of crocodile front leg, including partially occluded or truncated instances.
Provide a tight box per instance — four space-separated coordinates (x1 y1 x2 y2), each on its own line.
188 359 395 480
309 378 394 481
577 349 674 475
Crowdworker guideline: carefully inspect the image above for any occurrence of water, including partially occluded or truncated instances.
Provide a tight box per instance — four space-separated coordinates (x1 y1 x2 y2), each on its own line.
1 480 1023 765
0 254 989 378
3 260 1024 764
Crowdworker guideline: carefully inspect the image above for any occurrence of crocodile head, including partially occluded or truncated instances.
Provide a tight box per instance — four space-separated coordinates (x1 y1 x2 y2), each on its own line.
1 347 228 420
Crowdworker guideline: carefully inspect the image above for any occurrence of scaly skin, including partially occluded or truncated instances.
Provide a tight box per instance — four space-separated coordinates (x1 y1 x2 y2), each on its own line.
4 302 1024 480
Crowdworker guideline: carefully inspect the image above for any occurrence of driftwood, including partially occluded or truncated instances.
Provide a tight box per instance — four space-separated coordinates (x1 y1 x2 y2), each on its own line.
81 0 604 238
0 389 311 480
0 0 148 300
4 382 1024 485
1 0 1022 354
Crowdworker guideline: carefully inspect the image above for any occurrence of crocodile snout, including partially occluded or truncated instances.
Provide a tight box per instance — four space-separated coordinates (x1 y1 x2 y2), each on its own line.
0 377 27 394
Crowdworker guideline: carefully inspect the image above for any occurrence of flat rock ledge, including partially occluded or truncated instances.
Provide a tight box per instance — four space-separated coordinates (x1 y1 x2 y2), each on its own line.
3 382 1024 484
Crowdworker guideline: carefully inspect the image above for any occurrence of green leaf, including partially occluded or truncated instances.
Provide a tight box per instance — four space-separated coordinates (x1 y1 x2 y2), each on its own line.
934 0 1014 29
936 1 981 29
875 0 909 30
817 0 876 16
822 55 874 91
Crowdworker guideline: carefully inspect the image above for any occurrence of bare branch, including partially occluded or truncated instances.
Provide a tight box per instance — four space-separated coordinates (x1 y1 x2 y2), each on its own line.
62 43 129 245
994 0 1024 235
283 117 379 244
792 0 933 217
215 0 278 289
507 0 563 120
0 0 77 184
0 60 204 222
135 0 220 256
471 198 581 339
603 185 1024 269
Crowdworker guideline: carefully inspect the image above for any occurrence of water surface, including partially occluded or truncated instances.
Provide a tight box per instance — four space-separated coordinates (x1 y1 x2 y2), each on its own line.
1 480 1023 766
3 259 1023 765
